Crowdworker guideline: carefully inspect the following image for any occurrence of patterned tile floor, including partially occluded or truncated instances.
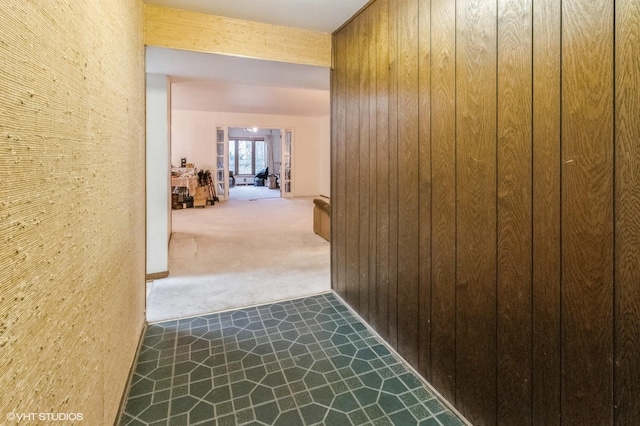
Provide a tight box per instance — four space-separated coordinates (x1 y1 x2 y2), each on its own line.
121 293 466 426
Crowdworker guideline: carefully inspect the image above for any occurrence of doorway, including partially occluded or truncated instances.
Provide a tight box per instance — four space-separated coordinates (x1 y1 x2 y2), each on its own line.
215 126 295 202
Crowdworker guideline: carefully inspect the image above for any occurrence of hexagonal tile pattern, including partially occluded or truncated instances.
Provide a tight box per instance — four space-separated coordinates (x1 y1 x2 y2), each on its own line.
120 293 465 425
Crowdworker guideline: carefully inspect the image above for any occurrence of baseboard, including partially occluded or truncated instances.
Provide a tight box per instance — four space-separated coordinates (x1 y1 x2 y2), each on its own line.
146 271 169 281
114 320 147 425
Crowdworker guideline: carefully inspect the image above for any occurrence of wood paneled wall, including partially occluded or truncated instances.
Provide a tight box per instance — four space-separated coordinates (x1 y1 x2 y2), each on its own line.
331 0 640 424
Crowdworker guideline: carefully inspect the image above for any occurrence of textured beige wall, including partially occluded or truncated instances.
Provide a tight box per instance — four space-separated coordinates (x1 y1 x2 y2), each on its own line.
0 1 146 424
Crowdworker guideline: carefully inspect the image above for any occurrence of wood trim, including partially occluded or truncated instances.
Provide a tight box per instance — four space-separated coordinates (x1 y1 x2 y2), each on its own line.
144 4 331 67
146 271 169 281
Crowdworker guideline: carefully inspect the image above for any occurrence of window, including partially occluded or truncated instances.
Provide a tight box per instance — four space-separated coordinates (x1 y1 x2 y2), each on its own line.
229 138 267 175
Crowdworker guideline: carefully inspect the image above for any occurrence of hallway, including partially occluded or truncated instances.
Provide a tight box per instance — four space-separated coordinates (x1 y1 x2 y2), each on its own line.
122 293 466 425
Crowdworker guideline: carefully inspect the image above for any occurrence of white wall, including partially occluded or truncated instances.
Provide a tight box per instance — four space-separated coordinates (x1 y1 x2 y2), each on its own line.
146 74 171 274
171 110 331 197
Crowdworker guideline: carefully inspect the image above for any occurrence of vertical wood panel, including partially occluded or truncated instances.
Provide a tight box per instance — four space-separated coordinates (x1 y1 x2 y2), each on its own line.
417 0 432 379
375 0 391 342
331 0 638 423
430 0 457 403
368 1 379 331
561 0 614 423
532 0 561 424
345 22 361 308
333 30 348 299
496 0 533 423
387 0 399 348
358 11 371 320
455 0 498 423
396 0 420 366
330 36 338 294
615 0 640 422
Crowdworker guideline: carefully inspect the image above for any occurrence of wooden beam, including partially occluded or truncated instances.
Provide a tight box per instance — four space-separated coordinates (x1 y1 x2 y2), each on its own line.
144 4 331 67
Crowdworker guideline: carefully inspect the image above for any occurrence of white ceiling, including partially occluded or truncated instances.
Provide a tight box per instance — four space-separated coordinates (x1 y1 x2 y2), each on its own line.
145 0 366 33
145 0 368 116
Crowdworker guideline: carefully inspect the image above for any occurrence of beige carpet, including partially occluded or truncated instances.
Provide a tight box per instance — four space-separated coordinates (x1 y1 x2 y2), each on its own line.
146 196 330 322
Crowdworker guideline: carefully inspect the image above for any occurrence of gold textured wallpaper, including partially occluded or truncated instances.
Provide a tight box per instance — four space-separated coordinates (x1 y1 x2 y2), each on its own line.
0 1 146 423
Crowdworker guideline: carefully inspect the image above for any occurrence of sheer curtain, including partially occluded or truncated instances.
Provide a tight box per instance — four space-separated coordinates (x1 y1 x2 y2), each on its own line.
265 134 275 174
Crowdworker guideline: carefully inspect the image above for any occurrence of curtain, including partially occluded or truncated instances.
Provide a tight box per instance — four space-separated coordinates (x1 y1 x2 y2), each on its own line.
265 134 275 174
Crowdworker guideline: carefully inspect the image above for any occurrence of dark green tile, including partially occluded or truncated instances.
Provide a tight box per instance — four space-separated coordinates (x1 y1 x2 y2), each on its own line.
189 401 214 424
300 403 327 424
351 359 374 375
378 393 405 415
172 384 188 398
190 379 213 399
374 417 394 426
174 361 198 376
338 342 357 356
325 409 351 425
356 348 378 361
390 409 418 426
354 387 379 406
365 404 385 421
419 417 442 426
217 414 237 426
274 384 291 399
233 395 251 411
289 380 306 393
294 391 313 406
437 411 465 426
283 367 305 382
332 392 359 413
168 413 188 425
170 395 198 415
215 401 233 416
129 376 154 397
152 389 170 404
277 395 297 411
409 403 430 421
399 392 419 407
382 377 408 395
236 408 255 424
250 384 274 405
311 359 334 374
345 376 363 390
331 333 350 346
262 371 286 388
231 380 255 398
147 365 173 381
275 409 303 426
360 371 383 389
398 373 423 390
425 398 445 415
310 385 335 406
349 408 369 425
138 401 169 423
190 365 212 382
245 365 267 382
205 385 230 404
331 355 352 369
125 295 464 426
125 394 152 417
255 401 280 424
303 371 327 389
413 388 433 402
335 325 355 335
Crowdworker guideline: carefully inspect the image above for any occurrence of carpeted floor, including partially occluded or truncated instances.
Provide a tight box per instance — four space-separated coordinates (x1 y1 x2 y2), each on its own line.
146 197 330 322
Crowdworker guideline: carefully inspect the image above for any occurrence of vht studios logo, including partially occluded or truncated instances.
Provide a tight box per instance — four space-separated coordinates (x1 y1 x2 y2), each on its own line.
6 412 84 422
